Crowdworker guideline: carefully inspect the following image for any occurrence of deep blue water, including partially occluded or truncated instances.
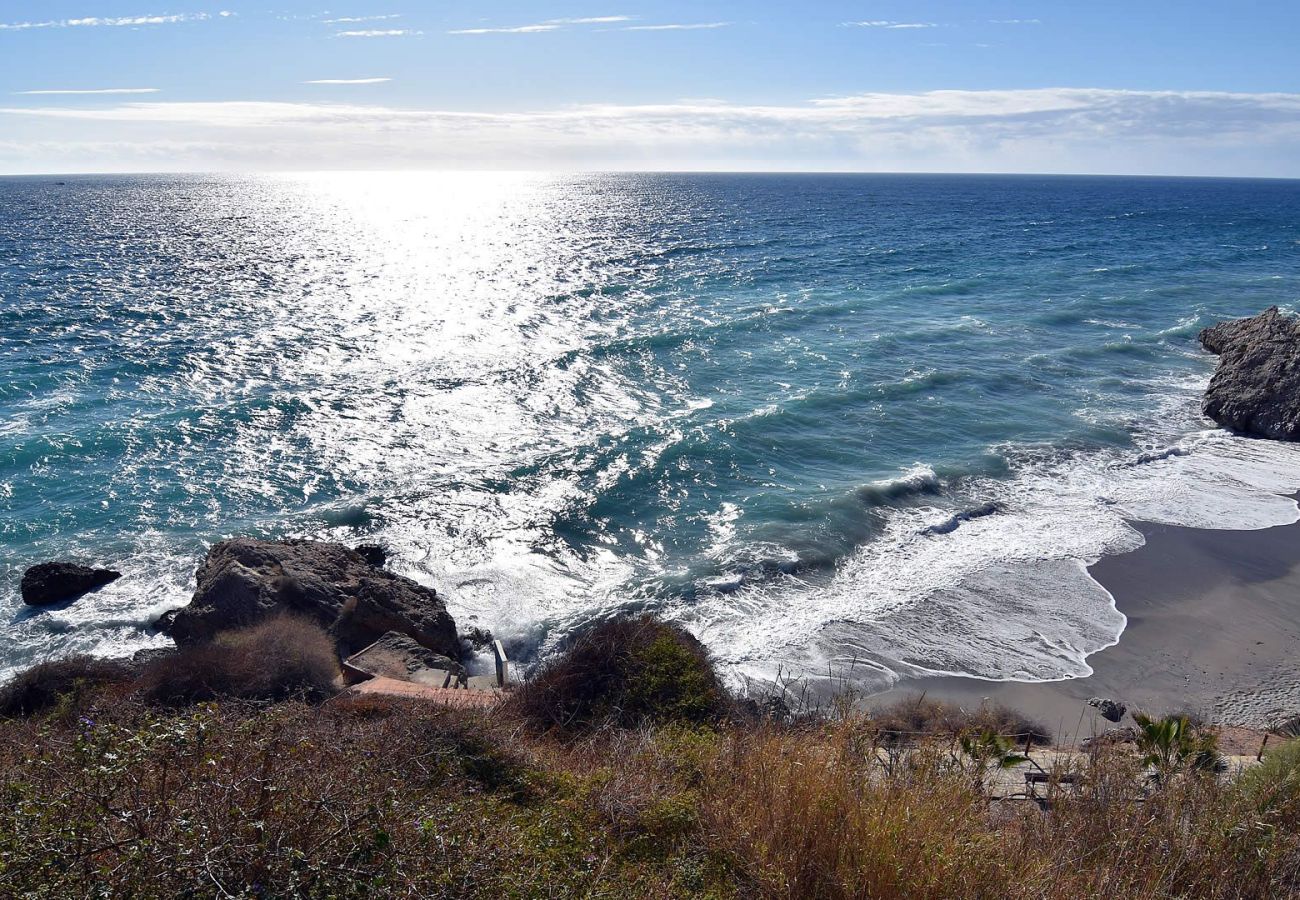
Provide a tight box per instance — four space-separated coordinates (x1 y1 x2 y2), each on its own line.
3 172 1300 686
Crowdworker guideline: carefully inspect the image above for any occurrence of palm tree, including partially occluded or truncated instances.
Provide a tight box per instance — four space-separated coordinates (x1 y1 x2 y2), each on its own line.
1132 712 1225 782
960 729 1028 791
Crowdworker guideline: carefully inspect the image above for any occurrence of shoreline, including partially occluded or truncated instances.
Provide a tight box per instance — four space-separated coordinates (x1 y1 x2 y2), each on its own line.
868 519 1300 742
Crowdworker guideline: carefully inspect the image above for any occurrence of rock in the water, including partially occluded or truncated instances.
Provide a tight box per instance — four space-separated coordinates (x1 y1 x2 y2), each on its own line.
20 562 121 606
162 538 458 658
1199 307 1300 439
1087 696 1128 723
353 544 388 569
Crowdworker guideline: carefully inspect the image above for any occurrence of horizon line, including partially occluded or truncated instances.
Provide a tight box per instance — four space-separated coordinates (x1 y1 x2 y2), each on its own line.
0 168 1297 182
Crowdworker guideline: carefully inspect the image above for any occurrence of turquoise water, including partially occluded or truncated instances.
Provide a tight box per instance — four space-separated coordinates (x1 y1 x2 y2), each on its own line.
4 172 1300 687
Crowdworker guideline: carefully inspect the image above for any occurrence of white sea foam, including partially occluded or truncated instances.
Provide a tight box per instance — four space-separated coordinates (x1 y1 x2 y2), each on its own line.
687 418 1300 693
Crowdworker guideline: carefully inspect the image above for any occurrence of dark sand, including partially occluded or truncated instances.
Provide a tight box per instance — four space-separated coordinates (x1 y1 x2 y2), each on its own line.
868 521 1300 743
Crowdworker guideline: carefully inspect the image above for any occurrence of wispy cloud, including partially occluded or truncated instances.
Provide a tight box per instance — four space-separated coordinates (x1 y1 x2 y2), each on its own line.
447 16 643 34
841 20 938 29
0 12 231 31
336 29 421 38
15 88 160 95
622 22 731 31
448 24 560 34
990 19 1041 25
304 78 392 85
323 15 400 24
554 16 634 25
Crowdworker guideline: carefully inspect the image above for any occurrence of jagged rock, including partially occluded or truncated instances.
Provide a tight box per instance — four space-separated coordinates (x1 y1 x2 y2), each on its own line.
1087 697 1128 723
1200 307 1300 439
162 538 458 658
152 609 180 633
20 562 121 606
353 544 388 569
461 625 495 651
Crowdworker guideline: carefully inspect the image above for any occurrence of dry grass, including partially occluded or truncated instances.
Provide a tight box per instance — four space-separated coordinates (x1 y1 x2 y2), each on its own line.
869 693 1052 746
0 655 131 720
3 616 1300 897
137 614 341 706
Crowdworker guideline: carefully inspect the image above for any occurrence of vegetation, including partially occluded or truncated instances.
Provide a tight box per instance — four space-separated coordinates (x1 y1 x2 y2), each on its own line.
137 614 341 706
1 617 1298 897
1132 711 1227 780
0 655 130 720
507 616 729 732
869 694 1051 747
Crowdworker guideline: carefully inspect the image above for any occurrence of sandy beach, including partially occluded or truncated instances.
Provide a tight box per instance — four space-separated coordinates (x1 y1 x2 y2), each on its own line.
869 519 1300 743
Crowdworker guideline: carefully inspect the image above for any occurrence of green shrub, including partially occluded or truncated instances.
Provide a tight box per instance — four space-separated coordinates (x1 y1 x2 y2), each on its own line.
508 616 728 731
0 655 131 719
1238 738 1300 813
139 615 341 706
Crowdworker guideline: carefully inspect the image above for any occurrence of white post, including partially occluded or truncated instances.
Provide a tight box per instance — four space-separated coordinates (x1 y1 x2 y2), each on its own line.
492 639 510 688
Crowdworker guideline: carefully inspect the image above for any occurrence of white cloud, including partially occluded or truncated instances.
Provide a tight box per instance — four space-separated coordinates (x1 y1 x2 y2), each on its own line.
553 16 634 25
304 78 392 85
323 15 401 24
448 24 560 34
0 13 218 30
623 22 731 31
1 89 1298 176
336 29 421 38
842 20 938 29
990 19 1041 25
447 16 637 34
15 88 161 95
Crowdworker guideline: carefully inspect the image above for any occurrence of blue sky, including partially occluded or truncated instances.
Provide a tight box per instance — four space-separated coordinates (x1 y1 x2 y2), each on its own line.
1 2 1298 174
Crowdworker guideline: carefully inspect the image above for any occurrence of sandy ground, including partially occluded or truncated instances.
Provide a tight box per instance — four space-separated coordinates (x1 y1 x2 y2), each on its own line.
868 521 1300 745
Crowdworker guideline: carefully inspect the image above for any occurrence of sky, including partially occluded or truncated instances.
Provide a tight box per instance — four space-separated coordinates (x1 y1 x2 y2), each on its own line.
0 2 1298 175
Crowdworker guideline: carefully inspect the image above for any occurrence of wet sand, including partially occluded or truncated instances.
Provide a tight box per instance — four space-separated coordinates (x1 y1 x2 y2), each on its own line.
869 521 1300 743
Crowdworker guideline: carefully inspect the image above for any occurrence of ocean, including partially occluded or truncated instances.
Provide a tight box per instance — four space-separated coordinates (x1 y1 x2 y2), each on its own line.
3 172 1300 689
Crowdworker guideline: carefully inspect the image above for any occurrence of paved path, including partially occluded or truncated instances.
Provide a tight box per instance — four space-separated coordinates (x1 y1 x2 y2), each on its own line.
346 675 502 708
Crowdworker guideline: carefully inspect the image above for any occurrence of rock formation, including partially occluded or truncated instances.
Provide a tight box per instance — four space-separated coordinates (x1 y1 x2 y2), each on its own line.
1200 307 1300 439
161 538 458 658
20 562 121 606
1087 696 1128 723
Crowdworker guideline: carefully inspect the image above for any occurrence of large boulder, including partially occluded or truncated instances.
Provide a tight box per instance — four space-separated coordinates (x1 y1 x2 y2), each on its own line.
21 562 121 606
1199 307 1300 439
162 538 458 658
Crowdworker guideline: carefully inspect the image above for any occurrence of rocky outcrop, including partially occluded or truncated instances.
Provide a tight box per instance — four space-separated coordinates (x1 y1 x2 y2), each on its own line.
161 538 458 658
1087 696 1128 723
1200 307 1300 439
21 562 121 606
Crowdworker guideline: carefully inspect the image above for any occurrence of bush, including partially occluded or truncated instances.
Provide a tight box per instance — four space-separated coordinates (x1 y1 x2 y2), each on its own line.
139 615 341 706
0 655 132 719
869 694 1051 746
1237 737 1300 813
509 616 728 732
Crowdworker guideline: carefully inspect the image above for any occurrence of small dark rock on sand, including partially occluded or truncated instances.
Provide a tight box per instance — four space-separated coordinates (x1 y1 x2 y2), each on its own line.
1200 307 1300 440
1087 696 1128 723
20 562 121 607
